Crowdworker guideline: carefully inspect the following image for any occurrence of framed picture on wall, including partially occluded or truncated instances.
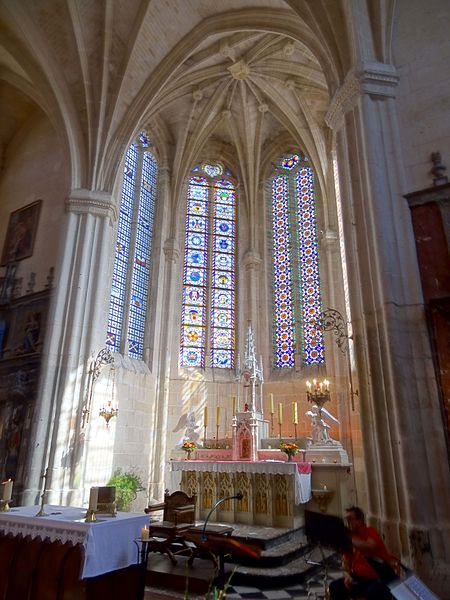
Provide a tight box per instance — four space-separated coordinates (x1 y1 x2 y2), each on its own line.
1 200 42 265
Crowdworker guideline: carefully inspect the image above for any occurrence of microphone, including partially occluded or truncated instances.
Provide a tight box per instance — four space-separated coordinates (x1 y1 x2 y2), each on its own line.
201 492 244 541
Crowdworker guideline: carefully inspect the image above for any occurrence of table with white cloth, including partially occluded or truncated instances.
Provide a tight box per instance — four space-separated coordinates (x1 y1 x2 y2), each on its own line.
0 504 149 579
171 460 312 528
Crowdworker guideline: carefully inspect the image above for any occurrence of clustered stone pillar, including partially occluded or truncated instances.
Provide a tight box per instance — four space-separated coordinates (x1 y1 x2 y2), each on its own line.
23 188 117 506
327 63 450 587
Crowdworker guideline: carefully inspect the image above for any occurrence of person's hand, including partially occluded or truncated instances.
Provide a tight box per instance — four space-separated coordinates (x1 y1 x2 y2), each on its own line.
343 572 353 590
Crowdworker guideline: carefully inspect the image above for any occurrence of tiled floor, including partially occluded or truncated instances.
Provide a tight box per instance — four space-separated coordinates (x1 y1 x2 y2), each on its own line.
145 566 343 599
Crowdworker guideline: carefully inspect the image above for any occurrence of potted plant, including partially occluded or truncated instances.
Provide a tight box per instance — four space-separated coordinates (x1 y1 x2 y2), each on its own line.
107 469 145 511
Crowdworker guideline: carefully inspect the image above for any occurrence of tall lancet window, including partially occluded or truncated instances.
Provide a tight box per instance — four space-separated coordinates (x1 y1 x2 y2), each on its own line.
106 132 158 359
179 162 236 369
270 151 324 368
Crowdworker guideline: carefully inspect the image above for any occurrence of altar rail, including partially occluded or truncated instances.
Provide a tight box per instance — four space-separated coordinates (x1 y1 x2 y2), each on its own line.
171 460 311 528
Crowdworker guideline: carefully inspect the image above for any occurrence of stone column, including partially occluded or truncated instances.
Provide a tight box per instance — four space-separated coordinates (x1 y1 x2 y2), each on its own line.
242 249 262 338
147 166 181 500
22 189 117 505
327 63 450 590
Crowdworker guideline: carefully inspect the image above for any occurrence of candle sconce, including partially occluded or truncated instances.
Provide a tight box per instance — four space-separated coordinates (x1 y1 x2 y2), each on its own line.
99 402 118 426
311 488 334 513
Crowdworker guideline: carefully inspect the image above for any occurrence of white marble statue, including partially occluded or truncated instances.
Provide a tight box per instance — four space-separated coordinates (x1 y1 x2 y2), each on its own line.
305 404 339 444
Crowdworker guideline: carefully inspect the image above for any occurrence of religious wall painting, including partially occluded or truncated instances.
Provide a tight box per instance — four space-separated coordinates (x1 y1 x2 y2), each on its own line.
1 200 42 265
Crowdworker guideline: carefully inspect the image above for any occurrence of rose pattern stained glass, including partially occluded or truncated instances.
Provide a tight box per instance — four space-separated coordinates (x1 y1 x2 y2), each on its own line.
271 153 324 367
180 163 236 368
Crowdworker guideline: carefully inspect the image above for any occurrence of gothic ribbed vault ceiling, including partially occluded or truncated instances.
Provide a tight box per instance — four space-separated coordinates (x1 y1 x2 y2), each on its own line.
0 0 360 193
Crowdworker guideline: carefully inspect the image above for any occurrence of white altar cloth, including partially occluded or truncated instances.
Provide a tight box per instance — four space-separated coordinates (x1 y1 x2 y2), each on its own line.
0 504 148 578
171 460 312 504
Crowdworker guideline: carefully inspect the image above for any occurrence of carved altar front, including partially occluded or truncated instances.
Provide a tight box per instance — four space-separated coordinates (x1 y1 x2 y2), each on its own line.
170 460 311 528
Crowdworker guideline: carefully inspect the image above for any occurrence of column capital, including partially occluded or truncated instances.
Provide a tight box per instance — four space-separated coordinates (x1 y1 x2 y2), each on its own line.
66 189 117 222
326 62 399 131
242 250 262 270
163 237 180 262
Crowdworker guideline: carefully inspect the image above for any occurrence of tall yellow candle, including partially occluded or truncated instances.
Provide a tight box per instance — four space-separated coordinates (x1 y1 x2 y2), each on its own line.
278 402 283 425
270 393 274 414
232 396 236 416
293 402 298 425
204 406 208 427
216 405 220 424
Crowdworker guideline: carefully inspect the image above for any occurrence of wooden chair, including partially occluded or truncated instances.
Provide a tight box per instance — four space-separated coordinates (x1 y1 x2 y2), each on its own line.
144 489 196 565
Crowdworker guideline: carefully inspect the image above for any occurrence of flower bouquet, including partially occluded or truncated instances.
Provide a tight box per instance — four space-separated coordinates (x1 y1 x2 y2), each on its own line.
279 442 299 462
181 440 197 459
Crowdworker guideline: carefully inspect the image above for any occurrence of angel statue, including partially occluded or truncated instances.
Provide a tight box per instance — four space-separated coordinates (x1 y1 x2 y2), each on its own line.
305 404 340 444
172 411 201 443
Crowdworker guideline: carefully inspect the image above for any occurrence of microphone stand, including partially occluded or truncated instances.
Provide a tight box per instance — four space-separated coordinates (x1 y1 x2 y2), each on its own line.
201 492 243 542
200 492 244 590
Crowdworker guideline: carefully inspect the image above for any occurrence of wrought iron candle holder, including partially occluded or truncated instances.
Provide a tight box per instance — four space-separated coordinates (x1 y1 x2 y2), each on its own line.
311 488 334 513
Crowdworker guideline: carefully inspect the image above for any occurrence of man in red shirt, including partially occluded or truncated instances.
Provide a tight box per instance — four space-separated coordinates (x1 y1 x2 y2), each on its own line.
329 506 395 600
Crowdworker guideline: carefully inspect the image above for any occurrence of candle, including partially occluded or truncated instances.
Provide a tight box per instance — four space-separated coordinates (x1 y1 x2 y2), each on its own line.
216 405 220 424
232 396 236 416
204 406 208 427
270 393 274 414
2 479 13 502
306 381 311 390
313 378 317 389
88 487 98 511
141 525 150 540
324 379 329 391
278 403 283 425
293 402 298 425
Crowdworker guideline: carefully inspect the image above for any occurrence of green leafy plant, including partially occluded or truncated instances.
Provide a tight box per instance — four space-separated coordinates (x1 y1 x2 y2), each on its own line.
107 469 145 511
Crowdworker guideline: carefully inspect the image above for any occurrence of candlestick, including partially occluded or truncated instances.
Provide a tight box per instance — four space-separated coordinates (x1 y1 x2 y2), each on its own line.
270 413 275 437
0 479 12 512
2 479 12 502
216 405 220 442
204 406 208 428
270 393 274 414
35 467 50 517
278 402 283 425
89 487 98 511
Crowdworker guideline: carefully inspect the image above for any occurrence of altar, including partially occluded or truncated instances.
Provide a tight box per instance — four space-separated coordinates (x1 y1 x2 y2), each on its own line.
171 460 311 528
0 504 149 578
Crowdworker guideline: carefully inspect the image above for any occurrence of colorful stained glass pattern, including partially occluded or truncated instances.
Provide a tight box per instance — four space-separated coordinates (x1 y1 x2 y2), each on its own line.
295 167 324 364
211 184 235 368
107 143 137 352
106 138 158 359
127 150 157 359
281 153 300 170
180 165 236 368
271 154 324 368
179 177 209 367
271 174 296 367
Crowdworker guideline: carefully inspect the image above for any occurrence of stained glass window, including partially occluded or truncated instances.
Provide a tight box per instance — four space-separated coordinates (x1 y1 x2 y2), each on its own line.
270 151 324 368
106 133 158 359
180 163 236 368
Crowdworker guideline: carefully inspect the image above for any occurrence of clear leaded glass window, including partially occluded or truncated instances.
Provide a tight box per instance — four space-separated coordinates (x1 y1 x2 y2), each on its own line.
270 151 324 368
180 162 236 369
106 132 158 359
